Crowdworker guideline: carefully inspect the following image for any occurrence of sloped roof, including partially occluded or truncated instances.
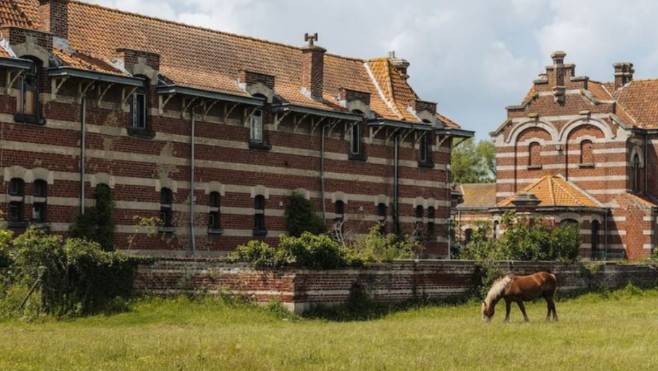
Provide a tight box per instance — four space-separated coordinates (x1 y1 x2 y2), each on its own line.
498 175 603 208
455 183 497 209
0 0 463 128
612 79 658 129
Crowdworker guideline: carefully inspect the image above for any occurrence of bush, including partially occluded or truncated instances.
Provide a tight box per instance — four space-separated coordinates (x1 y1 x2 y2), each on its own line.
350 223 420 262
10 226 143 316
233 233 358 269
285 191 326 237
232 240 287 269
459 212 581 262
279 233 353 269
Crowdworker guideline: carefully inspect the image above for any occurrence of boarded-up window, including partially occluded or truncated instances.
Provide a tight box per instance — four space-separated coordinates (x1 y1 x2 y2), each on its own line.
580 140 593 164
529 142 541 167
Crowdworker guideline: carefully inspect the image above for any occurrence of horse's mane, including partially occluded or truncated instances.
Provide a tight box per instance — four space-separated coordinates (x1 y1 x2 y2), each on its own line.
484 274 513 306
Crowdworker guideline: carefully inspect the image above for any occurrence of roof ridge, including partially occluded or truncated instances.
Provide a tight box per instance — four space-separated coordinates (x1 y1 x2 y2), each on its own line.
71 1 367 63
550 176 584 206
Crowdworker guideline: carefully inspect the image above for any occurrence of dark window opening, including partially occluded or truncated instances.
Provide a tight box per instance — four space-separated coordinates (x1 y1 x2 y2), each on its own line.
418 134 434 167
254 195 267 236
426 206 435 240
32 179 47 223
465 228 473 244
130 79 148 130
208 191 221 233
160 188 173 230
632 154 641 192
333 200 345 239
377 202 387 234
15 59 43 125
591 220 600 259
8 178 25 226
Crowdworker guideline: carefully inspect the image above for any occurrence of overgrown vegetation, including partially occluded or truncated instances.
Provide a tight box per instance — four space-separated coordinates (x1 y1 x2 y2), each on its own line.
459 211 581 262
284 191 326 237
232 223 421 269
69 184 116 251
1 226 146 319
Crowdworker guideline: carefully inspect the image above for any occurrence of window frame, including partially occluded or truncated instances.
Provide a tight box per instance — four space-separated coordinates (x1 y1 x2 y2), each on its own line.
32 179 48 223
208 191 222 234
253 195 267 236
15 59 44 125
7 178 26 227
159 188 174 232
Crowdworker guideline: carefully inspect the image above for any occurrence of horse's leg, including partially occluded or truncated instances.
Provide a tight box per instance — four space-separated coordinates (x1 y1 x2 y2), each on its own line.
549 298 558 321
545 297 552 321
517 301 529 322
504 299 511 322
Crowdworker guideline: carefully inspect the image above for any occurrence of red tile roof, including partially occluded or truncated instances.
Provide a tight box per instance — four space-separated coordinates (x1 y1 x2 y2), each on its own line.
498 175 603 208
455 183 497 209
0 0 462 128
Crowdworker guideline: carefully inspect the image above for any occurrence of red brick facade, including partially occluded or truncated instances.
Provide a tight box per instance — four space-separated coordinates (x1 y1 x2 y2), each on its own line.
485 51 658 260
0 1 472 257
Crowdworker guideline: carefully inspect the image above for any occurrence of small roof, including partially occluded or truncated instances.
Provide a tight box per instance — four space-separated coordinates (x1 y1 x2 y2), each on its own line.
498 175 603 208
455 183 497 209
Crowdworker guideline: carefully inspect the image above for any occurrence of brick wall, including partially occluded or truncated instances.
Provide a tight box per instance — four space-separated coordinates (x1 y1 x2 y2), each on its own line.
134 258 658 313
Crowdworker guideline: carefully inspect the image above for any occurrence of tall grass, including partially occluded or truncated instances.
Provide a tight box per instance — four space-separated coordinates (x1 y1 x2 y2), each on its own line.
1 287 657 370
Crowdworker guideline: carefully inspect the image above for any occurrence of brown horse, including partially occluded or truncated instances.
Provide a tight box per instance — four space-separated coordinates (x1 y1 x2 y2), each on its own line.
481 271 558 322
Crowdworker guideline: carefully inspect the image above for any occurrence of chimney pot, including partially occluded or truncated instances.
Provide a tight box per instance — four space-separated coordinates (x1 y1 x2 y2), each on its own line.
613 62 634 89
388 50 410 80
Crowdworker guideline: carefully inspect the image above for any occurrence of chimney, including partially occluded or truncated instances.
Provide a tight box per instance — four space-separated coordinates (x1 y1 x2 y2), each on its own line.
301 33 326 99
613 62 634 89
388 51 410 80
550 51 567 103
39 0 69 39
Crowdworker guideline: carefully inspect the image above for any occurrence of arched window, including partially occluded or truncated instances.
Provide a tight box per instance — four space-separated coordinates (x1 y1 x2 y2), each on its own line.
426 206 436 240
8 178 25 223
130 77 149 129
632 154 641 192
208 191 221 232
464 228 473 244
254 195 266 236
377 202 387 234
32 179 48 223
493 220 500 240
591 220 600 259
580 140 593 164
160 188 173 228
528 142 541 168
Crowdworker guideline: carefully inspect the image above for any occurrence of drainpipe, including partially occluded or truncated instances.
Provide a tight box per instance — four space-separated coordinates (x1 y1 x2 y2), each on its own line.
603 210 609 260
80 97 86 215
320 125 326 223
190 106 197 257
393 135 400 234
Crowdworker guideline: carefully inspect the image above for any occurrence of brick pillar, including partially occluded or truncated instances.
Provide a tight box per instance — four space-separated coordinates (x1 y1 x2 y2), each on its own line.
39 0 69 39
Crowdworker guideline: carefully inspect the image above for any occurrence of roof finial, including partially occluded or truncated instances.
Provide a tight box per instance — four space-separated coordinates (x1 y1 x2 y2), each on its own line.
304 33 318 47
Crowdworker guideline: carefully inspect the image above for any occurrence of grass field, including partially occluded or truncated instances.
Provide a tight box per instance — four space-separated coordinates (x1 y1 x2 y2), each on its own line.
1 286 658 370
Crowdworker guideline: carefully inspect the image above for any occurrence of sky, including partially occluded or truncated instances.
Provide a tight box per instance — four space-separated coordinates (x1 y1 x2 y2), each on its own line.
82 0 658 141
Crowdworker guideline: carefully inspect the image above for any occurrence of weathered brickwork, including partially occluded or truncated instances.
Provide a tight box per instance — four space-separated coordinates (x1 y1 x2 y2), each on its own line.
135 258 658 313
0 1 471 258
484 51 658 260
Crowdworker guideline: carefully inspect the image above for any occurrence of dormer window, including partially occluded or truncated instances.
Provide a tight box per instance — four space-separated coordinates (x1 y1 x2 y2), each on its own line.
15 59 43 125
418 133 434 168
130 79 148 130
250 109 263 143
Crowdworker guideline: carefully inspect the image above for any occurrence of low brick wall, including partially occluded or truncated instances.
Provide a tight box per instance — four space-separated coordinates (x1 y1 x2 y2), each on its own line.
134 259 658 313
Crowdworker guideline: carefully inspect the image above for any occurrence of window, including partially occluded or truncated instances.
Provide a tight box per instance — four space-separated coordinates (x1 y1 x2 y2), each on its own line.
15 59 42 124
32 179 47 223
160 188 173 230
419 134 433 166
377 202 387 234
464 228 473 244
632 154 641 192
8 178 24 225
591 220 600 259
426 206 435 240
333 200 345 239
580 140 594 165
253 195 266 236
348 123 365 160
130 79 148 130
414 205 424 238
493 220 500 240
528 142 541 168
208 191 221 233
249 109 263 144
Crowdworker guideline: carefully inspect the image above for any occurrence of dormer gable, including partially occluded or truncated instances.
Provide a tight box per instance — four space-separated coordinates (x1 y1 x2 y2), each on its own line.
238 70 275 103
408 99 437 124
338 88 370 116
116 48 160 85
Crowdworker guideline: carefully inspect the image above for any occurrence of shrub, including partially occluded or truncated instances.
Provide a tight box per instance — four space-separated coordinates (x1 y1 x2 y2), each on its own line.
11 227 143 316
285 191 326 237
350 223 420 262
232 240 287 269
68 184 116 251
279 232 353 269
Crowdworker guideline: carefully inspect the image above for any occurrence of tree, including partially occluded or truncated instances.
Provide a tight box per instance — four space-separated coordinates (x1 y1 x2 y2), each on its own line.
284 191 326 237
451 138 495 183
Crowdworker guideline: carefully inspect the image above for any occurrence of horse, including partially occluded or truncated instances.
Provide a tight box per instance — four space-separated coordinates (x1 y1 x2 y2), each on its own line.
481 271 558 322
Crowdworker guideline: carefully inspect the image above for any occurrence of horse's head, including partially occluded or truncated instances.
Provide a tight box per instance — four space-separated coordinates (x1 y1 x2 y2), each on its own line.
481 301 494 321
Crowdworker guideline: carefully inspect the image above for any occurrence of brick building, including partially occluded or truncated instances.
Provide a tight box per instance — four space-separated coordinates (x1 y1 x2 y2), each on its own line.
457 51 658 260
0 0 471 257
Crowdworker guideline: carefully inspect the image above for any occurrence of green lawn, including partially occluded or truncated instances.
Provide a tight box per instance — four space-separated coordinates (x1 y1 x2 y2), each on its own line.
1 288 658 370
